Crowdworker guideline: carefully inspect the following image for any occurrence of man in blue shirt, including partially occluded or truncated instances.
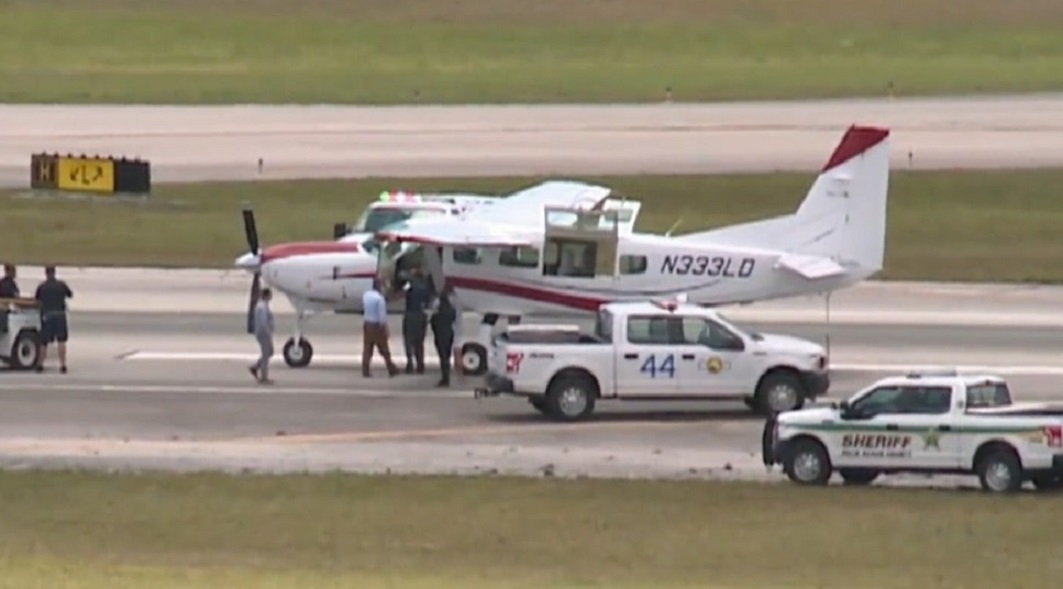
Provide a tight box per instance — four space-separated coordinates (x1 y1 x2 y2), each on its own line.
362 277 399 378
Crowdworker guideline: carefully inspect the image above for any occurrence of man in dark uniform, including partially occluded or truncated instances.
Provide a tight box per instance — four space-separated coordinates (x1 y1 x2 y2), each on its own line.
0 264 19 299
429 282 458 387
34 265 73 373
0 264 19 336
401 265 434 374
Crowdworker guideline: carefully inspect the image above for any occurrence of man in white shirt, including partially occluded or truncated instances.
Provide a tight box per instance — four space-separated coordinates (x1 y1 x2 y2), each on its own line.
362 278 399 378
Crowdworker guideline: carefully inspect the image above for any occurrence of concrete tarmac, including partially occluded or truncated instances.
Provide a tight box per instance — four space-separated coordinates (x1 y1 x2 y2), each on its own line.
2 302 1062 487
4 95 1063 186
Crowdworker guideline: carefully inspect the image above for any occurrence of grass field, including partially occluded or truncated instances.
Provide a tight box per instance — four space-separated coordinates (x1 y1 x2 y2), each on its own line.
0 471 1058 589
2 0 1063 103
4 168 1063 283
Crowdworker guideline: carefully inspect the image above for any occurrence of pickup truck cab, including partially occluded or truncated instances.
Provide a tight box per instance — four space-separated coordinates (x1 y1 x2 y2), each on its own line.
764 370 1063 493
473 300 830 421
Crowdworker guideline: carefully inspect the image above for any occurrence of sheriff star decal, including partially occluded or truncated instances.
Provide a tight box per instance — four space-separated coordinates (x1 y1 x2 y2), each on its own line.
921 429 942 450
706 356 727 374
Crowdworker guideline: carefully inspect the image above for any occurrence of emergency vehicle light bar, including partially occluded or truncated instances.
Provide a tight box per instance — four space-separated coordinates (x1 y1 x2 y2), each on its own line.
905 367 960 378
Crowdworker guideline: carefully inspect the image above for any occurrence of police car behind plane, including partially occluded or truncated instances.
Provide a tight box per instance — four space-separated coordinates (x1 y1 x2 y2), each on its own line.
764 370 1063 493
473 299 830 421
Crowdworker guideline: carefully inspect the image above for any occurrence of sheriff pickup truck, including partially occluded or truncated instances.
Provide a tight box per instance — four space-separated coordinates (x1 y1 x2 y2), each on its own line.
473 300 830 421
764 370 1063 493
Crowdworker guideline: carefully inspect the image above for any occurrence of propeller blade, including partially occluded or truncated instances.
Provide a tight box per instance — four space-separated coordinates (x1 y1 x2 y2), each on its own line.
242 204 260 254
246 271 261 334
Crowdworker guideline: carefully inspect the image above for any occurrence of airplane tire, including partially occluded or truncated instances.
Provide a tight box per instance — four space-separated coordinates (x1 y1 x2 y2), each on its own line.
460 343 487 376
283 337 313 368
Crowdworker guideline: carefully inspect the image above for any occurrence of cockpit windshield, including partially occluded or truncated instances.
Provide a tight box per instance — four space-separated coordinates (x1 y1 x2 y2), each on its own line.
352 205 447 234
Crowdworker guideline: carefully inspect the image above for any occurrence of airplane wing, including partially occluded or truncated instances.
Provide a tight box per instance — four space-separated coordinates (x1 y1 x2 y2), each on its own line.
375 217 536 247
774 253 846 279
473 180 613 222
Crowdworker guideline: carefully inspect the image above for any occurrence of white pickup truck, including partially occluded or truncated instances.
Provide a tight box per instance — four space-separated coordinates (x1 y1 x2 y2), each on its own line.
473 300 830 421
764 370 1063 493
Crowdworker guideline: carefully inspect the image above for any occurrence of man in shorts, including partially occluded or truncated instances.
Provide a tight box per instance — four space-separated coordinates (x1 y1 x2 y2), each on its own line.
34 265 73 373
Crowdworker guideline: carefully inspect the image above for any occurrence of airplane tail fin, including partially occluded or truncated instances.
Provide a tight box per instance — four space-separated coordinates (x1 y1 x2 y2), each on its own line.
678 125 891 280
785 125 891 276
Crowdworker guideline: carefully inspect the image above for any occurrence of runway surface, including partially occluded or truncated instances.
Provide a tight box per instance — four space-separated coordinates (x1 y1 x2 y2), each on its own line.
4 94 1063 186
2 269 1063 488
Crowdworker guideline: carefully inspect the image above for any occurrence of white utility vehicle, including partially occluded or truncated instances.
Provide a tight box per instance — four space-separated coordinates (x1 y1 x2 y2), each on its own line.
0 298 42 370
473 300 830 421
763 370 1063 493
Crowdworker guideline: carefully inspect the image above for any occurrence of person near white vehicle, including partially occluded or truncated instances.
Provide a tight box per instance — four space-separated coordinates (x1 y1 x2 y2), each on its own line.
764 370 1063 493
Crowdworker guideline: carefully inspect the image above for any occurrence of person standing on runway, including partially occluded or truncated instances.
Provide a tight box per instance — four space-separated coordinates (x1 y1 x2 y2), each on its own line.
429 282 458 387
34 265 73 373
249 287 275 384
0 264 19 299
362 277 400 378
401 265 433 374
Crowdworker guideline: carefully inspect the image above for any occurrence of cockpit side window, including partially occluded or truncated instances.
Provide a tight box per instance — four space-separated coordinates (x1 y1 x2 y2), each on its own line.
453 248 482 265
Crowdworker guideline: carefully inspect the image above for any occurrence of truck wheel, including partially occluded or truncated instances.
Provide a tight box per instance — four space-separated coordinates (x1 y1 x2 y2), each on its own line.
1031 474 1063 492
545 375 596 422
10 330 41 370
753 371 806 416
976 449 1023 493
283 338 313 368
839 468 879 486
460 343 487 376
782 439 832 486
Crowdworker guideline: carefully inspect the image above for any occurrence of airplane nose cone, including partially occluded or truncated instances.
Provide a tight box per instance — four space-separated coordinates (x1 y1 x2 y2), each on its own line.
235 252 261 271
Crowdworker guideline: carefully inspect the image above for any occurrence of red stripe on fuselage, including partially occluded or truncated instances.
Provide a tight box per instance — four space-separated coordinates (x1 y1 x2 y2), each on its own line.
448 276 607 312
260 241 361 263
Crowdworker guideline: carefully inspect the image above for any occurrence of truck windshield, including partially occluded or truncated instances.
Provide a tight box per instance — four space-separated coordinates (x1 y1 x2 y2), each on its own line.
594 310 613 343
966 382 1012 408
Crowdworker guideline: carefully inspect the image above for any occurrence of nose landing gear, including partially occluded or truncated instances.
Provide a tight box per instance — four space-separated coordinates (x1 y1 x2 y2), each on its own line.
283 310 315 368
283 337 313 368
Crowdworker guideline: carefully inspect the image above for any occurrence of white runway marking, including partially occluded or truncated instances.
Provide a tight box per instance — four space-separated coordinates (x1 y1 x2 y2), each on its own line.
0 382 470 398
122 351 1063 375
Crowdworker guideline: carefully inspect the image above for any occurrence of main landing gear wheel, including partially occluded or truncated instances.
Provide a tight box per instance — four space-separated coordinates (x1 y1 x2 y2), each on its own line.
461 343 487 376
283 337 313 368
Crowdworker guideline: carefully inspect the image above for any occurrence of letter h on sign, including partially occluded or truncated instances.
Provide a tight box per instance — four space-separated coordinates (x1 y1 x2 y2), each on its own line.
30 154 58 190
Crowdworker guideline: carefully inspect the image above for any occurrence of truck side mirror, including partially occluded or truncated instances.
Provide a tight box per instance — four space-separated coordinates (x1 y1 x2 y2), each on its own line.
838 400 855 419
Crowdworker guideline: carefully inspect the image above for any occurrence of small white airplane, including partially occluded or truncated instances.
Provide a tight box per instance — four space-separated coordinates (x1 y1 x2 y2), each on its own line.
233 190 498 367
373 124 892 375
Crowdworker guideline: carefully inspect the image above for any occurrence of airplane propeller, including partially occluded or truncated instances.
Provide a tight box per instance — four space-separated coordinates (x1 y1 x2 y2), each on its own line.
242 203 262 334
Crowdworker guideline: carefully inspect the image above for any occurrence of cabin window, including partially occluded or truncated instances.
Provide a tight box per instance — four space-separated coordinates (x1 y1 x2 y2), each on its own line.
626 315 675 345
619 254 647 275
453 248 481 265
499 246 540 268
